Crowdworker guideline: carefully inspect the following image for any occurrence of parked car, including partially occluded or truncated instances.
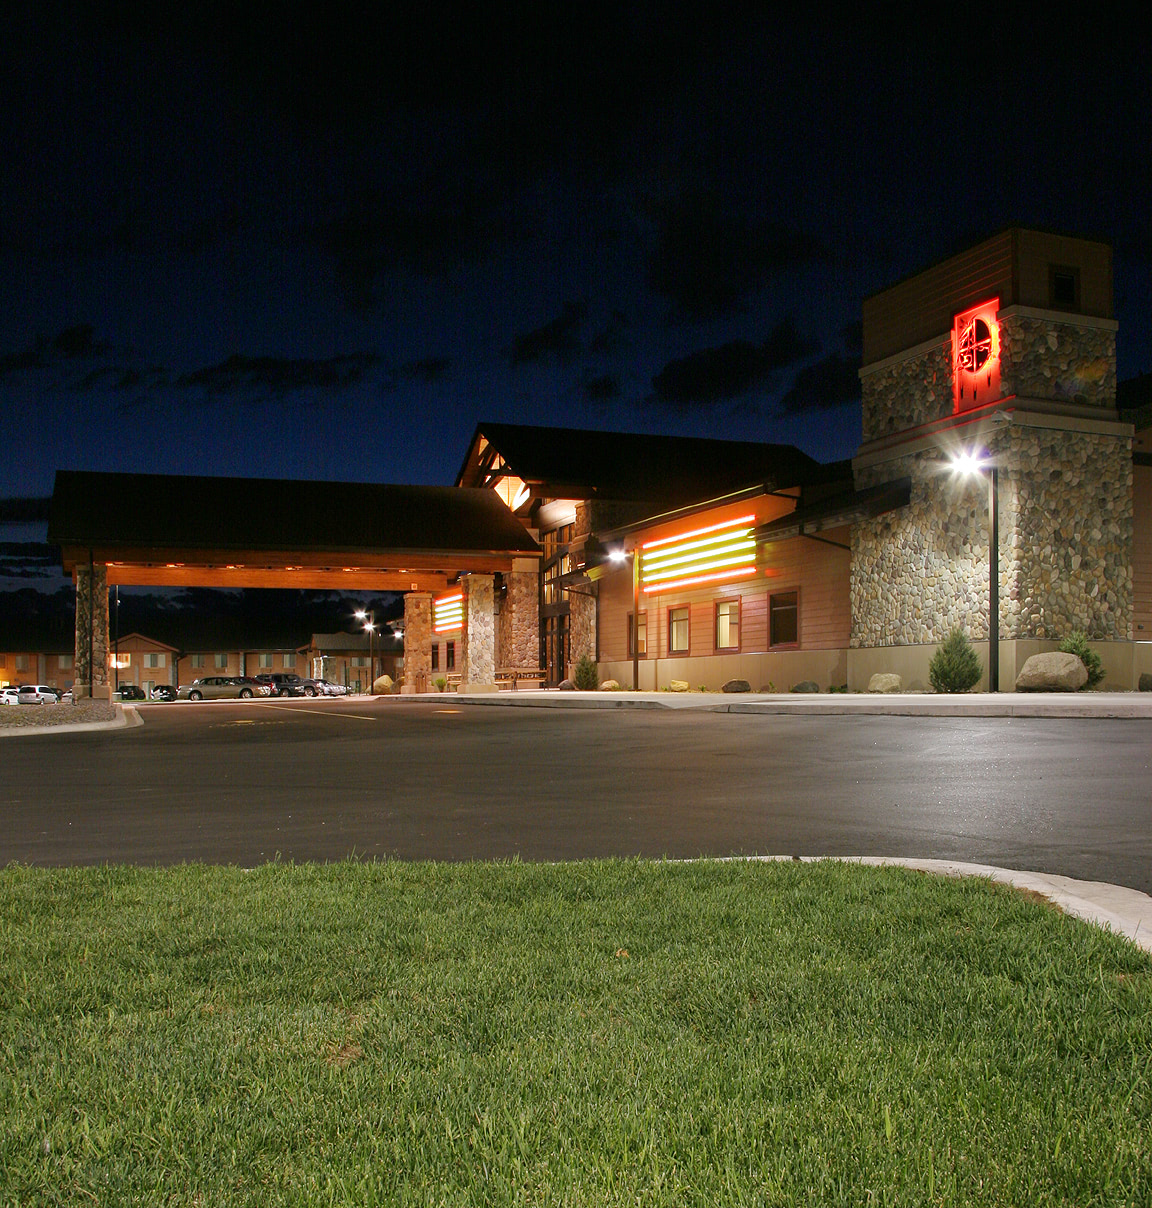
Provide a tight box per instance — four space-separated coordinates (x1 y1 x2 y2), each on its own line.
176 676 273 701
115 684 147 701
1 687 21 705
18 684 60 704
151 684 177 701
300 677 348 697
253 672 305 696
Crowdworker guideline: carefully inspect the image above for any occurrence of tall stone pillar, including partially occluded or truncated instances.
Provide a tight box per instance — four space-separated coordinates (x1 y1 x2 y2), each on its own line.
567 589 597 677
459 574 497 693
401 592 432 694
74 562 111 700
498 558 540 670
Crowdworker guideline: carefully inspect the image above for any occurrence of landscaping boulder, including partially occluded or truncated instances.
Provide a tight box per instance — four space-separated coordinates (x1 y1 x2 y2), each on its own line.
1015 652 1087 692
721 678 751 693
557 678 576 691
790 680 819 693
599 679 620 691
668 679 690 692
867 673 903 693
373 674 394 694
1140 673 1152 692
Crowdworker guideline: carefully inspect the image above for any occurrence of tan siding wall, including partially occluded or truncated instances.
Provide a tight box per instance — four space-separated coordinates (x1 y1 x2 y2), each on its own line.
1134 463 1152 638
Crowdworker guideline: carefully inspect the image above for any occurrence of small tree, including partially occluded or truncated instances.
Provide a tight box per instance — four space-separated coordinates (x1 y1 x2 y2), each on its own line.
1059 630 1104 690
572 655 599 690
929 628 982 694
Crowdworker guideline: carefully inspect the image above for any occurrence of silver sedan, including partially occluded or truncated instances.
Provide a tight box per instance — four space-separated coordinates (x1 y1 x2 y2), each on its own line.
176 677 273 701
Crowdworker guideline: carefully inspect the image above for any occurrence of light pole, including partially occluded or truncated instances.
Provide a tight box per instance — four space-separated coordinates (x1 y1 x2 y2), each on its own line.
950 451 999 692
355 608 375 694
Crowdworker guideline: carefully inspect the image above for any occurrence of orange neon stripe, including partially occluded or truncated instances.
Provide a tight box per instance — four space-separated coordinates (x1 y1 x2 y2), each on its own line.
641 514 756 551
642 566 757 594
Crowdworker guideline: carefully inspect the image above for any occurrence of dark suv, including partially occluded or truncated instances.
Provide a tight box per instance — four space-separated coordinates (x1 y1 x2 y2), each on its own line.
254 673 305 697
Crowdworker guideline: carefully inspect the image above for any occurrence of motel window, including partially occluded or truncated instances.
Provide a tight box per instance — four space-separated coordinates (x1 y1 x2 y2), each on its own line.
431 644 439 671
15 655 28 671
769 591 799 648
283 653 296 668
258 653 272 669
145 653 165 669
715 600 740 651
668 606 689 655
446 641 456 671
353 657 367 668
58 654 74 670
192 654 205 668
628 612 647 658
216 653 230 669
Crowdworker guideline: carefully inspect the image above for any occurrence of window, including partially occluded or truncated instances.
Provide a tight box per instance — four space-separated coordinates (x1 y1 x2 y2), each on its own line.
1049 264 1080 311
715 600 740 650
446 641 456 671
431 644 439 671
257 653 272 669
216 653 229 669
58 654 74 670
145 653 165 669
16 655 29 671
628 612 647 658
192 653 205 668
352 656 367 668
282 653 296 668
668 606 689 655
769 591 799 648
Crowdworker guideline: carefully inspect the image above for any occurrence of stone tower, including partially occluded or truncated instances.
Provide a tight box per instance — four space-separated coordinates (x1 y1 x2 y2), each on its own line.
850 228 1133 689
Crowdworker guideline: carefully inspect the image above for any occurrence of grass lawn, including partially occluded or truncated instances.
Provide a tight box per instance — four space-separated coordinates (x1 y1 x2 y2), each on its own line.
2 859 1149 1206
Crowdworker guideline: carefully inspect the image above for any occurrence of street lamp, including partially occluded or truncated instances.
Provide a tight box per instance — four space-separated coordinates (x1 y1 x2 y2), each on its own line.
949 450 999 692
355 608 375 695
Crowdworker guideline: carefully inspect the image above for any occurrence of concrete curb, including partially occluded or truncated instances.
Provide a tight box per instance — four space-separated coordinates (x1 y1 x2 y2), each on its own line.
0 704 140 738
387 689 1152 719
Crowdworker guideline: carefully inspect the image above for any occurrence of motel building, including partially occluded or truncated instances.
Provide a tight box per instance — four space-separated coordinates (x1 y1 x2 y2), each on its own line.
45 228 1152 694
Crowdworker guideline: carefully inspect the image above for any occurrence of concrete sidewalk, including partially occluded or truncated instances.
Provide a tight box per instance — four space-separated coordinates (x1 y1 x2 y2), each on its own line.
395 687 1152 718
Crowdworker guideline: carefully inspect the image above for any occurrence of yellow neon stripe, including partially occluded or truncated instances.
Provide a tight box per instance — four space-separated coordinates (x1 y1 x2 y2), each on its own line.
641 513 757 551
643 538 755 573
641 529 755 563
643 566 757 594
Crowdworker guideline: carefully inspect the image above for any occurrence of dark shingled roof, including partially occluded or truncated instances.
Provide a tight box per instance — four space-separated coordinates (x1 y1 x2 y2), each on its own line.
456 422 824 505
48 472 540 556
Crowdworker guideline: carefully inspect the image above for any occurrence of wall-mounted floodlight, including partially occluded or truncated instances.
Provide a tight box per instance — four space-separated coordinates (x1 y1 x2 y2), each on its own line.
608 548 628 563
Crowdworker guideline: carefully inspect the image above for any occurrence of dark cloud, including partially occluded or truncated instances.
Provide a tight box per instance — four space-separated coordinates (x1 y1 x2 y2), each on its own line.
651 320 818 406
582 373 620 402
399 357 452 383
778 354 862 414
73 366 149 392
648 194 825 321
1 325 121 383
589 310 629 354
176 353 378 395
52 324 108 358
0 498 51 523
0 541 58 578
508 303 588 366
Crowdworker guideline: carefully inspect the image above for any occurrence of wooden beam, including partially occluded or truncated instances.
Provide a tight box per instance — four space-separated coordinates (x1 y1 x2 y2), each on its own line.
99 566 452 590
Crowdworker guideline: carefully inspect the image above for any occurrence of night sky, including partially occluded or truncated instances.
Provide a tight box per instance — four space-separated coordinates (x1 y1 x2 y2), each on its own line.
2 5 1149 598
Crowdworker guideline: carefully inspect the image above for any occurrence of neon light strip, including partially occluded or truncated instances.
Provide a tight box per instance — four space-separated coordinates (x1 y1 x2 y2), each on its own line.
434 593 464 634
641 514 757 551
642 566 757 594
643 532 755 565
643 538 755 575
644 556 755 584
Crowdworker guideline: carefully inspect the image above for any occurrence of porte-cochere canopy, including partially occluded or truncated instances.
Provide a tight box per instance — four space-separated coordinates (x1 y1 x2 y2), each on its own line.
49 470 540 592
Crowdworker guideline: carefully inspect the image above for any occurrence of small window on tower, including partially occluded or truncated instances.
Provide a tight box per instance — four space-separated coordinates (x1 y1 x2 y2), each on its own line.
1049 265 1080 311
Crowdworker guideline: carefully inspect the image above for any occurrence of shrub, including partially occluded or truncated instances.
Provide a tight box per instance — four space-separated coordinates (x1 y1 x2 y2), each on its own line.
1058 630 1104 690
572 655 599 691
929 628 982 693
433 677 447 692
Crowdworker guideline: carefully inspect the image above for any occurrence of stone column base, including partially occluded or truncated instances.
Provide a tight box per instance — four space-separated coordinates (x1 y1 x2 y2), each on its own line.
72 683 114 701
458 682 498 694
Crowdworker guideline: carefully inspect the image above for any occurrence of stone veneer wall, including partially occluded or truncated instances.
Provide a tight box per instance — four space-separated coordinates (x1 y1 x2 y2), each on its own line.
498 563 539 669
568 590 596 673
854 411 1132 648
74 562 111 693
460 574 495 684
402 593 432 691
861 312 1118 444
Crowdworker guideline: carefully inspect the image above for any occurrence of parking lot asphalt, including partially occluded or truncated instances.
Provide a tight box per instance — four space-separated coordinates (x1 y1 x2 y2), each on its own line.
3 690 1151 954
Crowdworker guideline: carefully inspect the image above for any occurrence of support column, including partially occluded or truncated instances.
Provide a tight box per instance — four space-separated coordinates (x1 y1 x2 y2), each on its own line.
74 561 111 700
567 589 597 679
401 593 432 694
498 558 540 670
459 574 497 693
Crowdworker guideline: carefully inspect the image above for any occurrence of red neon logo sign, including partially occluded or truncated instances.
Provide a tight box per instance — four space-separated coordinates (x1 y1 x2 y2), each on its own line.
952 298 1001 414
